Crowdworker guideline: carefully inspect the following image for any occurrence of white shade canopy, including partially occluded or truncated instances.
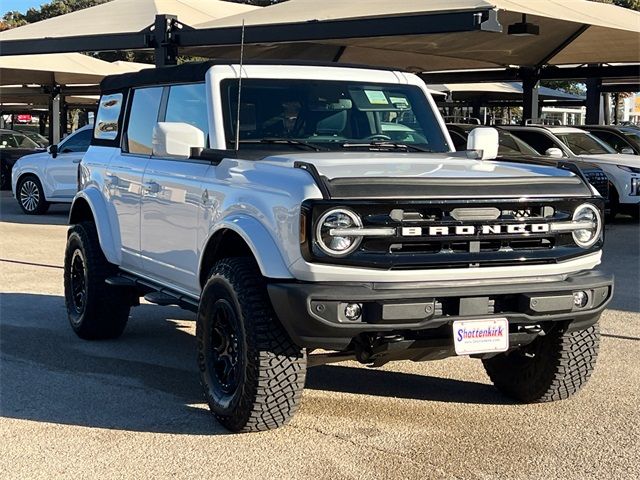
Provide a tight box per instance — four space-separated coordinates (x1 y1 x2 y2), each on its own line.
0 0 258 41
430 82 585 102
192 0 640 71
0 53 151 86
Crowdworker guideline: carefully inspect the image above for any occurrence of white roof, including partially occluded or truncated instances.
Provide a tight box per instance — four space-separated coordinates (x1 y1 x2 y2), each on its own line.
0 0 258 40
546 127 587 134
193 0 640 70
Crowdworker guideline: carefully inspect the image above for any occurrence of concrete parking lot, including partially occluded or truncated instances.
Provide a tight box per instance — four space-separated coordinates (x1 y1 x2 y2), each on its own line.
1 190 638 480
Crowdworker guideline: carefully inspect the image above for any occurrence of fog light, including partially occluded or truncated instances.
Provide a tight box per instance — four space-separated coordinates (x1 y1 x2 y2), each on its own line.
344 303 362 321
573 291 589 309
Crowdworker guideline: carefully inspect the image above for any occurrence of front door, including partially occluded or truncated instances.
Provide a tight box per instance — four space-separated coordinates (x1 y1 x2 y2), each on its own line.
45 127 92 198
139 83 210 293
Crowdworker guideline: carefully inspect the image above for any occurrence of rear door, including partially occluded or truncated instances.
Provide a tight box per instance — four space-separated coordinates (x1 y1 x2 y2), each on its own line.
107 87 163 272
140 83 211 292
45 127 92 198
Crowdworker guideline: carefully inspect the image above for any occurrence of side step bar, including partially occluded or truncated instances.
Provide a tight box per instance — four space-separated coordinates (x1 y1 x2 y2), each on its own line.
105 273 199 313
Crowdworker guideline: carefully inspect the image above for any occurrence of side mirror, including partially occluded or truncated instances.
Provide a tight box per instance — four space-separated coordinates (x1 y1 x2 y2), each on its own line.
467 127 499 160
621 147 635 155
152 122 205 159
48 144 58 158
545 147 564 159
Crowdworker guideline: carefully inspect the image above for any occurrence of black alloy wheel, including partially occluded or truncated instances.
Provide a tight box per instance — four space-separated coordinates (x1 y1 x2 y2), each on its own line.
208 299 243 396
69 249 88 317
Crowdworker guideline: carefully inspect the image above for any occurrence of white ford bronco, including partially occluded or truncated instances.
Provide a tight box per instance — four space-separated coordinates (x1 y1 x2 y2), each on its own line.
64 61 613 432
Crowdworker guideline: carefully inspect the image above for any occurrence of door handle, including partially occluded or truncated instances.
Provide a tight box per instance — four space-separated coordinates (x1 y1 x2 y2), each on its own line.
72 158 82 164
142 181 161 195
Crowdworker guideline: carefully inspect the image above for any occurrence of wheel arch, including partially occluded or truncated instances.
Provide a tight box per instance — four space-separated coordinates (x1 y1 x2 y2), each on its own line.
15 171 45 198
69 188 122 265
199 216 293 289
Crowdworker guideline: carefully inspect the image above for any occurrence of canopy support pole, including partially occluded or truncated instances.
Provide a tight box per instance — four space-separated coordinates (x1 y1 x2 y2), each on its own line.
586 76 603 125
522 73 540 125
153 14 178 68
52 94 62 145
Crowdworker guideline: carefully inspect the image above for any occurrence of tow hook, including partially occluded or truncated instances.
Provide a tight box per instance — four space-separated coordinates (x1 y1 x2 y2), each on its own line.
520 324 545 336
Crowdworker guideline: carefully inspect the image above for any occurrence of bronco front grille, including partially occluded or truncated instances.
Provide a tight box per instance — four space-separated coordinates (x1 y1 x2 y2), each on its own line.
302 198 603 270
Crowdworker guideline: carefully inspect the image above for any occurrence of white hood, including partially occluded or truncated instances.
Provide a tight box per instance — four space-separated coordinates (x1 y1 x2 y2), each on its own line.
261 152 575 181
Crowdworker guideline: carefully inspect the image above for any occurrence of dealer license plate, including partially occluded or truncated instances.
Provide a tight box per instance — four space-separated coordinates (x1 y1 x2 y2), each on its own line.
453 318 509 356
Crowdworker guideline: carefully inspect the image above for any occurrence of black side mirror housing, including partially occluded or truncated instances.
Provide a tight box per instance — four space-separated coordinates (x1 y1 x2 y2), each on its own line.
48 144 58 158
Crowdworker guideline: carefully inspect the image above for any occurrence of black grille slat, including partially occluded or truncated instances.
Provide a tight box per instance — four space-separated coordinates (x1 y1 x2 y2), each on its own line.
584 171 610 198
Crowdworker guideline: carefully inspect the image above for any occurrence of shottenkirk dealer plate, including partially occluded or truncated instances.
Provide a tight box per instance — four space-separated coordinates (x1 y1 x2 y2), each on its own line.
453 318 509 356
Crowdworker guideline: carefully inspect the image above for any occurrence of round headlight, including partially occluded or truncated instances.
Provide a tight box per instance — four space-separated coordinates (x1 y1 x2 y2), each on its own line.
572 203 601 248
315 208 362 257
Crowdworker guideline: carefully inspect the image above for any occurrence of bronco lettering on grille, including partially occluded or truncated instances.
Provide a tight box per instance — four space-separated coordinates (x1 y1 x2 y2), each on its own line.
401 224 551 237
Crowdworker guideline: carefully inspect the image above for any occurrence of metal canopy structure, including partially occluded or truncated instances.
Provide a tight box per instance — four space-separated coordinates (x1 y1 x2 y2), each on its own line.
189 0 640 70
0 53 151 143
0 0 258 66
0 0 638 124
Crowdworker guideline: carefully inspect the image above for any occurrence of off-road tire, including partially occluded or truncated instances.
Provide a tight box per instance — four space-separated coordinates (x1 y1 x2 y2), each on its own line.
64 221 130 340
197 257 307 432
17 175 50 215
483 323 600 403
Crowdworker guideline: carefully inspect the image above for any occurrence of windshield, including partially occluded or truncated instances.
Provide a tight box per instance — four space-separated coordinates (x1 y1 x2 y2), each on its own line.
498 131 539 156
0 131 39 149
221 79 450 152
555 132 616 155
19 131 49 147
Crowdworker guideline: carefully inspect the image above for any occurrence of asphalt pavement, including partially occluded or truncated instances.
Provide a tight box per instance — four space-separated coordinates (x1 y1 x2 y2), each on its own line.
1 191 638 480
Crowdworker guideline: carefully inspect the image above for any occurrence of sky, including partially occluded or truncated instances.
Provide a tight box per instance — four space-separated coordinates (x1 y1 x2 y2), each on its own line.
1 0 46 16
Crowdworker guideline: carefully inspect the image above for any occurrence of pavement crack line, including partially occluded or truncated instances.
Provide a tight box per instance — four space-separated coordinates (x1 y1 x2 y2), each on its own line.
0 258 63 270
602 333 640 342
290 422 460 479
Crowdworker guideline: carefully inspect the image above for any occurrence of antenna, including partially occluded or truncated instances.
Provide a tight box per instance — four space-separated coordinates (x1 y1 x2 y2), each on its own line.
234 20 246 151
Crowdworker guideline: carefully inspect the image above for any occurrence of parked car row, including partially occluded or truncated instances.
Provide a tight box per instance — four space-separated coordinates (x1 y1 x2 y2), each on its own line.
6 120 640 222
448 123 640 220
10 125 92 214
0 129 44 191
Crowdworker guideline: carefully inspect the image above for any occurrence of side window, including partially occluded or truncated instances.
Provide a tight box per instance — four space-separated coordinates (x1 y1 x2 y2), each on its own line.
59 129 92 153
590 131 625 153
512 131 557 155
165 83 208 140
448 131 467 151
95 93 123 141
0 133 18 148
126 87 163 155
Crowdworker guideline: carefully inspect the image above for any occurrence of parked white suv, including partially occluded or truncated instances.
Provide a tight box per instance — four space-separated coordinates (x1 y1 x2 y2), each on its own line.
503 125 640 220
64 62 612 432
11 125 92 214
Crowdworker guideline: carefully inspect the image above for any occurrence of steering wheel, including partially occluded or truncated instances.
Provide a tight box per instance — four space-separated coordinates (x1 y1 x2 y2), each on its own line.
366 134 392 141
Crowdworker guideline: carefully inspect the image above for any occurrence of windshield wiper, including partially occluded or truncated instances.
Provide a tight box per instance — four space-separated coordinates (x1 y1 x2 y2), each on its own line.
260 138 327 151
341 141 432 153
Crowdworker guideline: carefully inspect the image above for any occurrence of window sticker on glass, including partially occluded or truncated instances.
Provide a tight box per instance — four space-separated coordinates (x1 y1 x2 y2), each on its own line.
364 90 389 105
389 96 410 109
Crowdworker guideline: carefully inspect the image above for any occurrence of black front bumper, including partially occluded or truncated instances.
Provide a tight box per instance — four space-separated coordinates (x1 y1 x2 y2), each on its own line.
267 270 613 350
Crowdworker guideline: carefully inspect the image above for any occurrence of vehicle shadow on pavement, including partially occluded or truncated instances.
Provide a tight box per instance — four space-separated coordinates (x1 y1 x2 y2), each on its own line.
307 365 514 405
0 193 69 226
0 292 225 435
0 293 516 436
601 219 640 313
